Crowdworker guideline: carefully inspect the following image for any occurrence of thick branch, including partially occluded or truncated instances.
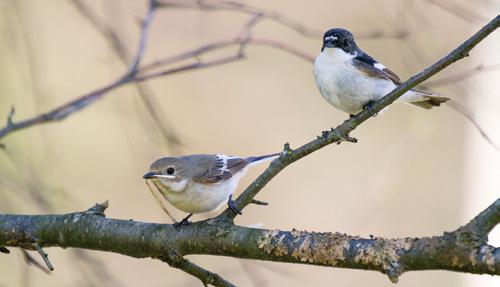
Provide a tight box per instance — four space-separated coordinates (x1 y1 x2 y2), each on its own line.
0 199 498 284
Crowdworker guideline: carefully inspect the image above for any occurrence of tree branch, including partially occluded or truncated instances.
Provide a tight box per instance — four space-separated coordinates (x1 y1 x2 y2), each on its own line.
1 7 499 286
0 0 400 142
425 63 500 87
217 15 500 220
159 250 236 287
0 199 498 284
156 0 407 40
0 0 159 141
70 0 182 152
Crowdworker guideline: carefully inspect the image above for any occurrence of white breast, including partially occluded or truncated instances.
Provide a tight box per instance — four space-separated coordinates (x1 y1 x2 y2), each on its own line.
159 169 248 214
313 48 395 114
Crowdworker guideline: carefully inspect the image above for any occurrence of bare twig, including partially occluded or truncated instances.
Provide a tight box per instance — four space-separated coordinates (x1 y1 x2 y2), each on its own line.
34 243 54 271
447 101 500 151
21 249 51 274
426 63 500 87
237 13 264 56
145 181 177 223
70 0 182 152
85 201 109 216
0 0 158 140
426 0 489 23
160 250 236 287
127 0 156 74
0 0 404 142
156 0 407 40
0 0 313 142
6 107 15 127
157 0 323 38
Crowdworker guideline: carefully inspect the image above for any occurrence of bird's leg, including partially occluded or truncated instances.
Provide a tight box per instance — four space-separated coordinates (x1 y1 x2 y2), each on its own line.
227 195 242 215
173 213 193 230
363 100 378 117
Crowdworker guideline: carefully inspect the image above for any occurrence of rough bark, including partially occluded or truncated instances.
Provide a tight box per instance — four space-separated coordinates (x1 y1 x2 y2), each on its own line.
0 200 498 285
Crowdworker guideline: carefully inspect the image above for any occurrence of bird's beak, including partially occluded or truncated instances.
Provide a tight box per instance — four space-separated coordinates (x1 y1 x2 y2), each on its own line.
143 171 176 180
143 171 158 179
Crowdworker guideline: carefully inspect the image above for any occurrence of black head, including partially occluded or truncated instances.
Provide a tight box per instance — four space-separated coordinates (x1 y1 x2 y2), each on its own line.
321 28 358 54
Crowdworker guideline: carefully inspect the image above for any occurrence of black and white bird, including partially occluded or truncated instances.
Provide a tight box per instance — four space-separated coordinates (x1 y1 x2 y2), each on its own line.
313 28 449 115
143 153 279 225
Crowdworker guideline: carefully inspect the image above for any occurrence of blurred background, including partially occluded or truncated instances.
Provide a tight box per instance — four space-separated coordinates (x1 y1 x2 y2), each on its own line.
0 0 499 286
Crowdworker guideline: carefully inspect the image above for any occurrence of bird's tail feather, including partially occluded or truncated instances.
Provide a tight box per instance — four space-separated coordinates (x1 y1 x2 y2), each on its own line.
410 90 450 109
246 153 280 167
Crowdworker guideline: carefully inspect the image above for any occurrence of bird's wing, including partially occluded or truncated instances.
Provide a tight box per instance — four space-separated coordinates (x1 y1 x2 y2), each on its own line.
353 53 402 85
193 155 248 184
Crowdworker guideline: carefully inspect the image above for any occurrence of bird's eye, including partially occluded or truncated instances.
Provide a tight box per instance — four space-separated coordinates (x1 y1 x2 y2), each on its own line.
166 167 175 175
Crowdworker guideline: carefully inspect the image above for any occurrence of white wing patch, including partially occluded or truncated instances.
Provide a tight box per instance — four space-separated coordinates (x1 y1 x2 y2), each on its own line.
216 154 239 173
374 62 386 70
325 36 337 42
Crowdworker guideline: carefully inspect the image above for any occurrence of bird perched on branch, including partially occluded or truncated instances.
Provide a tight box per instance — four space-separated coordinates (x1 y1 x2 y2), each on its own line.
143 153 279 226
313 28 449 116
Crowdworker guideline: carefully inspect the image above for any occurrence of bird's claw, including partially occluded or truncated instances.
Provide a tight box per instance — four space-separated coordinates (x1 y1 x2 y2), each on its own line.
173 213 193 230
228 195 242 215
363 101 378 117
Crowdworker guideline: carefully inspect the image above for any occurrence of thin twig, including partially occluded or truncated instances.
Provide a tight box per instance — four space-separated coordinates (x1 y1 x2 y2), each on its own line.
34 243 54 271
426 63 500 87
0 0 396 143
156 0 407 40
85 201 109 216
0 1 312 141
447 101 500 151
70 0 182 152
6 106 15 127
426 0 489 23
127 0 157 75
145 180 178 223
237 13 264 56
161 250 236 287
21 249 51 274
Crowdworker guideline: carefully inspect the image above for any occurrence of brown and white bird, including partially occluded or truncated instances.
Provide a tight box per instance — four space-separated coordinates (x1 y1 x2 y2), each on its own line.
143 153 279 225
313 28 449 115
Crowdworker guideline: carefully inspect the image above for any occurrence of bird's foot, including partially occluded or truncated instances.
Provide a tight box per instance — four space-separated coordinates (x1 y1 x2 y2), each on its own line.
173 213 193 230
228 195 242 215
363 101 378 117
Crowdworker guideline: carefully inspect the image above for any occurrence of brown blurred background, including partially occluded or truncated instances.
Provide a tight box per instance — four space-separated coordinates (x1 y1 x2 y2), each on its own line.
0 0 499 286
